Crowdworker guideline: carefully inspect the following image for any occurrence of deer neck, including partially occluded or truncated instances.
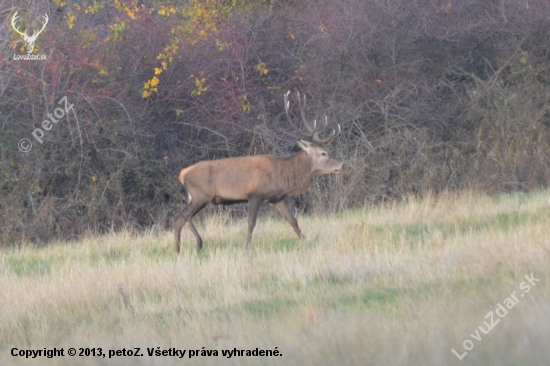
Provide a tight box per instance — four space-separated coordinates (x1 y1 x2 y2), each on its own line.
284 151 315 196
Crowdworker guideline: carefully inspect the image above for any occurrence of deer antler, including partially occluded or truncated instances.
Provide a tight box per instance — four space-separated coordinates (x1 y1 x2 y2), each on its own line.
33 14 49 38
11 11 26 37
284 91 341 144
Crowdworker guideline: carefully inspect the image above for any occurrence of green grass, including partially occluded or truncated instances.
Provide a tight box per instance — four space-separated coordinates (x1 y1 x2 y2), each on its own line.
1 190 550 365
6 256 53 277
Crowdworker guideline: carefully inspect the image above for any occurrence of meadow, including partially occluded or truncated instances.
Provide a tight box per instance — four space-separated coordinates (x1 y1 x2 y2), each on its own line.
1 190 549 365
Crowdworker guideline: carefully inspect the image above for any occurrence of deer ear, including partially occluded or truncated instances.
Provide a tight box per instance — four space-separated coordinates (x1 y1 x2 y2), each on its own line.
297 140 312 152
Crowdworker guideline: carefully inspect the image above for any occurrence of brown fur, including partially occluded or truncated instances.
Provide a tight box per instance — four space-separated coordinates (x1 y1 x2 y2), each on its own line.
173 140 343 252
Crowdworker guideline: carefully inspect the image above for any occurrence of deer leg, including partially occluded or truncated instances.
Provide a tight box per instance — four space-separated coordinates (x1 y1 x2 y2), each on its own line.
273 199 305 240
174 201 208 253
173 206 187 254
246 195 263 245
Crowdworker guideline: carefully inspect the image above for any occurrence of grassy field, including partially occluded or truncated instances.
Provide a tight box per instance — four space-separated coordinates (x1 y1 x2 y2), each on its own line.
1 190 549 365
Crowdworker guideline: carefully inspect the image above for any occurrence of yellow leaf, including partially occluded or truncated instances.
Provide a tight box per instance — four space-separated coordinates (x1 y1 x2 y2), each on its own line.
67 12 75 29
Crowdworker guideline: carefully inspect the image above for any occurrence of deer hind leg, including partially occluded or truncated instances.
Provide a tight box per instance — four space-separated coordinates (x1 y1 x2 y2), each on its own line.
273 199 305 240
246 195 263 246
174 200 208 253
174 206 187 254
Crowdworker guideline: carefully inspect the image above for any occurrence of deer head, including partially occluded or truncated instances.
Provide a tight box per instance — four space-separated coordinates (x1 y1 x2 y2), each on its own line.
11 11 49 54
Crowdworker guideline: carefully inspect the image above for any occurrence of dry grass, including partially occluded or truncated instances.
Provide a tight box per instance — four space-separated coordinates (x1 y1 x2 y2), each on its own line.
1 190 550 365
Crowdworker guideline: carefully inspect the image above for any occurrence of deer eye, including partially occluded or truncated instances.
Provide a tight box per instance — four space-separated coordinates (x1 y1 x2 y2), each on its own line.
321 152 328 156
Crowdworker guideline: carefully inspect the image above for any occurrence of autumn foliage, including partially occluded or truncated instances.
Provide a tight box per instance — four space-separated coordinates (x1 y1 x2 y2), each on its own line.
2 0 550 243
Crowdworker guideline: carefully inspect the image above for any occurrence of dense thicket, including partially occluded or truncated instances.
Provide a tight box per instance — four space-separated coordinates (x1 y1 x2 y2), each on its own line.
2 0 550 244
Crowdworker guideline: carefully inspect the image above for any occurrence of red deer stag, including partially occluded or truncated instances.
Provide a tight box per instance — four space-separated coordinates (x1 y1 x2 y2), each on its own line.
174 91 343 252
